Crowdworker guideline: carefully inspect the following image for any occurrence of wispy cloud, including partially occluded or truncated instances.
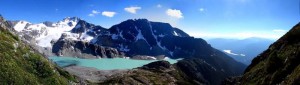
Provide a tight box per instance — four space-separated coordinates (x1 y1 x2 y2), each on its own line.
199 8 205 12
88 10 101 17
101 11 116 17
124 6 141 14
92 10 100 14
166 9 183 19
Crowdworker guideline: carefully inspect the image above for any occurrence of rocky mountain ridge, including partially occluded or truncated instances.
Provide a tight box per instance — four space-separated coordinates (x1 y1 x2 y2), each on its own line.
8 17 247 84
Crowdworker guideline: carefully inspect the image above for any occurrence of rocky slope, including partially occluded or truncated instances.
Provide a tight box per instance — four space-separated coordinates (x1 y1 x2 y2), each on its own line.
225 22 300 85
0 15 76 84
102 58 242 85
7 17 124 58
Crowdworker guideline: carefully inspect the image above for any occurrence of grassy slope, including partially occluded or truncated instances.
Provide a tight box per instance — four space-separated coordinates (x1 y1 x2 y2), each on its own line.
240 23 300 85
0 19 75 84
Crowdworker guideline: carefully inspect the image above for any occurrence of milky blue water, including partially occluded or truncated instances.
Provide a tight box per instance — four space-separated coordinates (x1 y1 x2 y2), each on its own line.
49 56 181 70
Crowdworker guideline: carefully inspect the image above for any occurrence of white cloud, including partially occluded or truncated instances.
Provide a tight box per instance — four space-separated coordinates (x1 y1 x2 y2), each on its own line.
102 11 116 17
124 6 141 14
88 10 101 17
92 10 100 14
88 14 95 17
273 29 287 33
157 4 162 8
166 9 183 19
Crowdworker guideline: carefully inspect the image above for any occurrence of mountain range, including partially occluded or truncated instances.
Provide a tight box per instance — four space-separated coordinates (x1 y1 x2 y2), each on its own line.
4 16 246 84
223 22 300 85
207 38 274 65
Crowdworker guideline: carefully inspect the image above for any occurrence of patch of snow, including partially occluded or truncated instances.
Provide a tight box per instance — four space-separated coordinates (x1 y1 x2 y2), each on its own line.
117 28 122 39
169 51 174 56
80 32 94 42
90 38 98 44
111 34 118 40
158 34 165 37
173 31 178 36
135 29 145 41
18 18 80 48
149 56 157 60
70 46 74 50
118 44 130 52
157 41 167 50
75 24 81 29
163 57 170 60
147 21 168 51
14 21 30 32
134 26 150 46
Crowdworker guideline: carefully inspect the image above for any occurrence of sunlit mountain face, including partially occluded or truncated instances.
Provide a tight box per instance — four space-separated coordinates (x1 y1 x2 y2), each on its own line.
0 0 299 85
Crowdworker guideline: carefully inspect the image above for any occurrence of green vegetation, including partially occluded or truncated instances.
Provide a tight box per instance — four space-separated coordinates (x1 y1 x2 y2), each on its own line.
240 23 300 85
0 23 76 84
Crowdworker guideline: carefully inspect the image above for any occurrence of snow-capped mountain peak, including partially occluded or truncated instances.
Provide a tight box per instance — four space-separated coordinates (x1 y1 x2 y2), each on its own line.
13 20 30 32
62 17 80 22
10 17 95 48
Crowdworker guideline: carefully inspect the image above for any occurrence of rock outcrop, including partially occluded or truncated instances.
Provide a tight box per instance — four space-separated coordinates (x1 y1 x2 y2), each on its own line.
101 58 245 85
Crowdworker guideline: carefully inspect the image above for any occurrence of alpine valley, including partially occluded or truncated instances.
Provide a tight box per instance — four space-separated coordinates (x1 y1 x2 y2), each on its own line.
1 15 247 84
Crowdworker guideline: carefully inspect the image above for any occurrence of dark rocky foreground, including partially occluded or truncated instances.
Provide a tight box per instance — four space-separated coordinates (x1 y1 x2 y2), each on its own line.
100 58 244 85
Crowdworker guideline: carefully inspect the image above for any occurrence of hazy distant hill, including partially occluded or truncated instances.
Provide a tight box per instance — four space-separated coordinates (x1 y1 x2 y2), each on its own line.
207 37 274 65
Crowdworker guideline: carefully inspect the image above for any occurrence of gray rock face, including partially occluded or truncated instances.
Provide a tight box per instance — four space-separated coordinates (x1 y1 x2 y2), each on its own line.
52 34 126 58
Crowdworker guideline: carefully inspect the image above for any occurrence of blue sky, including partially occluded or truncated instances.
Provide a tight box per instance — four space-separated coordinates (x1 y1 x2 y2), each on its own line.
0 0 299 40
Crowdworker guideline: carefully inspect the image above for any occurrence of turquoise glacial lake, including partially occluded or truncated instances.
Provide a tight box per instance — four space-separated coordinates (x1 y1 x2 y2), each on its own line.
49 56 181 70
